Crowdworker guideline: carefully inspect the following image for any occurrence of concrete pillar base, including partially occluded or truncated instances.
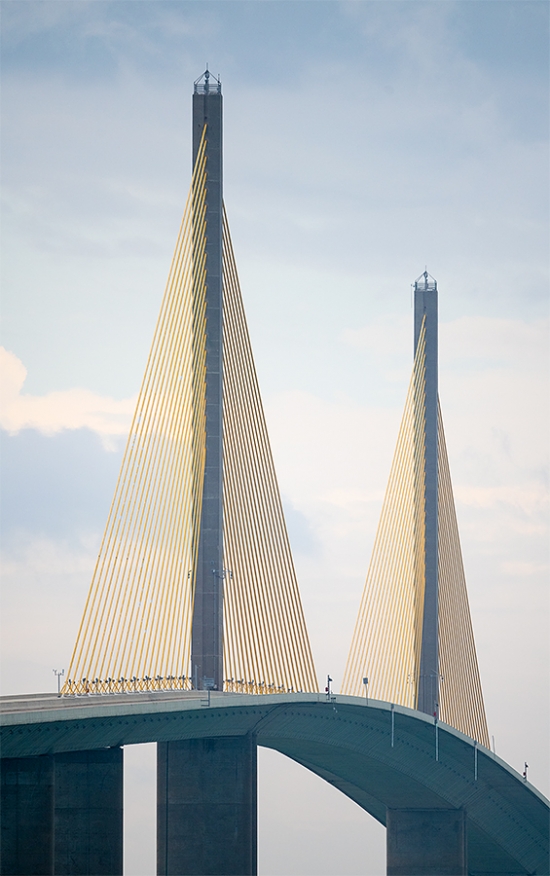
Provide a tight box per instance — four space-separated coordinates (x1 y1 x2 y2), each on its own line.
1 755 54 875
54 747 123 876
386 808 467 876
157 735 257 876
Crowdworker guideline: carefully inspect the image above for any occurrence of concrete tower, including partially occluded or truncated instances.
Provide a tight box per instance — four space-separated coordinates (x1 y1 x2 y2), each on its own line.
414 270 439 717
157 71 257 876
191 69 224 692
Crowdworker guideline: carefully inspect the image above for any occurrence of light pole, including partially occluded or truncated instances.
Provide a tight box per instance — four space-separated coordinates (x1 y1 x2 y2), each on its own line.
430 671 443 718
363 676 369 705
53 669 64 696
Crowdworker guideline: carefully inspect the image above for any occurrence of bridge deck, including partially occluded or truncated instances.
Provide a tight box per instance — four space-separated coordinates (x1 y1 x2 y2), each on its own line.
1 692 548 875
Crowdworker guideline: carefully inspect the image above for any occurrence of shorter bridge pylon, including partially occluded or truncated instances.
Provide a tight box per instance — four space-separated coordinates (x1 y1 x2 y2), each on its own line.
342 273 489 748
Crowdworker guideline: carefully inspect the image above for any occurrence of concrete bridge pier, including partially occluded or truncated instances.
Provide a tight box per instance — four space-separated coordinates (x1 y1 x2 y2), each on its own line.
53 748 123 876
386 808 467 876
1 754 54 876
157 734 257 876
1 748 123 876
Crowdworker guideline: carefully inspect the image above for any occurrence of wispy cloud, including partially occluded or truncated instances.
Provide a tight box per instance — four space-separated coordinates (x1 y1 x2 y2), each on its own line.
0 347 134 448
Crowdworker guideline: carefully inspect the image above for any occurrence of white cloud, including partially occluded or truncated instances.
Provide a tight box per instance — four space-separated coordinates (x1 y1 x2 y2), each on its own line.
0 347 134 448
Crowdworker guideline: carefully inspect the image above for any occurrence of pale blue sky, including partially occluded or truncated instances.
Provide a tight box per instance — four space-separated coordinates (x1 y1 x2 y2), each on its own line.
1 3 548 873
2 0 548 394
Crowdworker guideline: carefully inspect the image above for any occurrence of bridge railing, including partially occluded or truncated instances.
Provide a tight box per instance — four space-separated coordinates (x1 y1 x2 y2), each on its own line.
62 677 299 696
223 679 301 695
64 676 194 695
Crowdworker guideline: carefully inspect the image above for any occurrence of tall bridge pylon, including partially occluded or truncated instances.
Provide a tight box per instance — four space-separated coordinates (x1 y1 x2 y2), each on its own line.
342 271 489 748
63 70 317 700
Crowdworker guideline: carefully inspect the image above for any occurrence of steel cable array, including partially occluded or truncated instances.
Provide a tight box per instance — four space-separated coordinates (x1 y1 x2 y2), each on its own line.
342 322 427 708
63 132 317 697
221 208 318 694
64 130 209 695
342 321 489 747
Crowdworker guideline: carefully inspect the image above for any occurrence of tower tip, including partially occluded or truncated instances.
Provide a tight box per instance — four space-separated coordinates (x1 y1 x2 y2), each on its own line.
194 69 222 95
414 270 437 291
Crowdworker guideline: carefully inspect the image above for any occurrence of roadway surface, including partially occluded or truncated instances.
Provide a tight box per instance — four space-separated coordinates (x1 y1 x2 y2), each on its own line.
1 691 548 875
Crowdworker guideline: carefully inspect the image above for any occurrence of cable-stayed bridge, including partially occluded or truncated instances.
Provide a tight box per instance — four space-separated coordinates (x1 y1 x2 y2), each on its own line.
1 71 548 876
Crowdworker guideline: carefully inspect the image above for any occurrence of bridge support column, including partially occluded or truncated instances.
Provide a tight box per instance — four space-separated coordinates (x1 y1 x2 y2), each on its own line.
386 808 467 876
53 747 123 876
1 755 54 875
157 735 257 876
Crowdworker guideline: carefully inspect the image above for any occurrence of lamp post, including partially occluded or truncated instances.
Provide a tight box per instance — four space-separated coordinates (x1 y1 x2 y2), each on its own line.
363 676 369 705
53 669 64 696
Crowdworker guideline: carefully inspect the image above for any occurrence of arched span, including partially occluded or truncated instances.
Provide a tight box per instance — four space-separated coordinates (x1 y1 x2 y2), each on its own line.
1 691 548 875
